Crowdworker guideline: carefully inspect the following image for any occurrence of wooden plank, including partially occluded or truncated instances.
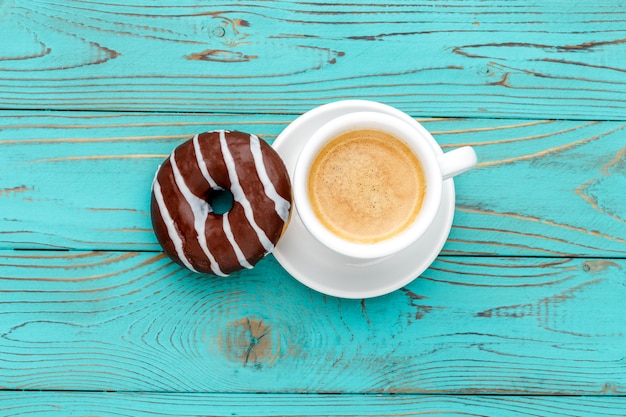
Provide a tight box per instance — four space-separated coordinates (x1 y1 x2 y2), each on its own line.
0 0 624 119
2 392 626 416
1 111 625 256
1 250 625 393
0 111 287 250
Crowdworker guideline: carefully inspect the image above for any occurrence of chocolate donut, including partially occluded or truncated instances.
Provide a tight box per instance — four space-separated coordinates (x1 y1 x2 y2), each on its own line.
151 130 292 275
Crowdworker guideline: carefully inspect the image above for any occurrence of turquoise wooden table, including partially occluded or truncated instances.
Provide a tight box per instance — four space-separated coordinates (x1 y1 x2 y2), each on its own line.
1 0 626 415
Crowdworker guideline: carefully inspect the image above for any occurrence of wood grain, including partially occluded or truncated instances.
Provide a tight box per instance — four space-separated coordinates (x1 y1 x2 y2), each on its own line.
1 250 625 393
0 1 624 119
2 0 625 411
2 392 626 416
1 111 625 256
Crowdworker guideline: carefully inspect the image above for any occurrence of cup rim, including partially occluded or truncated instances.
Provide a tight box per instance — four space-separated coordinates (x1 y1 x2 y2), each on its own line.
294 111 443 259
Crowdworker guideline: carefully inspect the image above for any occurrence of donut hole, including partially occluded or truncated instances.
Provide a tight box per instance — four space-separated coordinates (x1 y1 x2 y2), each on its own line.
207 189 234 215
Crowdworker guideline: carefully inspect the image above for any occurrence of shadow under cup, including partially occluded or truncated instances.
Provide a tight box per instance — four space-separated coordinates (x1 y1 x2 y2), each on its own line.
293 111 445 261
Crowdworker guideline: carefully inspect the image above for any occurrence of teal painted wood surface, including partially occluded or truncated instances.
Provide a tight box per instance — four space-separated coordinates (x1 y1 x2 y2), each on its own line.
1 0 626 415
1 111 625 255
2 393 626 416
1 251 625 394
0 0 624 119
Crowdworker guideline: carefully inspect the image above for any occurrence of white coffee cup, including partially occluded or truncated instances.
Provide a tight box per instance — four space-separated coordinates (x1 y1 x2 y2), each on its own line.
293 111 476 260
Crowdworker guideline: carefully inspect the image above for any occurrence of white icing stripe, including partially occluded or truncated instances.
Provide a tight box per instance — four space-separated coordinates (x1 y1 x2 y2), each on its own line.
249 134 291 222
153 179 198 273
170 152 227 277
219 131 275 252
193 134 222 190
223 213 253 269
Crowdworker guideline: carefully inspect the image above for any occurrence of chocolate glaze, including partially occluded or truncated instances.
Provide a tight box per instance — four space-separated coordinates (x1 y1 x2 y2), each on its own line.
151 130 292 275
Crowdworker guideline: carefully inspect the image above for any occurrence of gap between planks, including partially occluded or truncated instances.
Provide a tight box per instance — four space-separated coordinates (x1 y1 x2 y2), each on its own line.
0 108 624 123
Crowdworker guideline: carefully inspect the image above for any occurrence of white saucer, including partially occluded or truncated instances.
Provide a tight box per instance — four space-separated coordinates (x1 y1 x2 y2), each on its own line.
272 100 456 299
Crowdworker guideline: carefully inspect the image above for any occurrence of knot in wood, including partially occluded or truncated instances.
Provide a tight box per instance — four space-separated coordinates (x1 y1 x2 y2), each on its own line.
211 26 226 38
219 317 279 368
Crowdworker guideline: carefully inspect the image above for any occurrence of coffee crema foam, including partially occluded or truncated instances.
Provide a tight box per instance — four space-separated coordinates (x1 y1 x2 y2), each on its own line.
308 129 426 244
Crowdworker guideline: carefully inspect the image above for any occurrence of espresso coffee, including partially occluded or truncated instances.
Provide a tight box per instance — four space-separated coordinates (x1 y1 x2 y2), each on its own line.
308 129 426 244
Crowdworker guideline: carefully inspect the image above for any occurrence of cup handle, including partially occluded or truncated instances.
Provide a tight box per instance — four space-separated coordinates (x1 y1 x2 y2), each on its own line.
438 146 478 180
